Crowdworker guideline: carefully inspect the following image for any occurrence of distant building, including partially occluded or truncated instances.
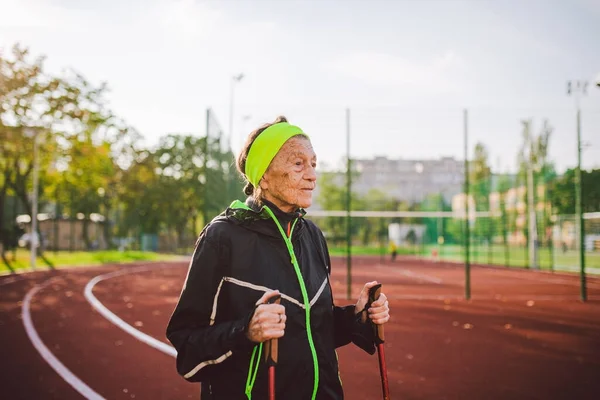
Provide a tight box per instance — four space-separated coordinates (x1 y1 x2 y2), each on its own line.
16 213 108 251
313 156 464 209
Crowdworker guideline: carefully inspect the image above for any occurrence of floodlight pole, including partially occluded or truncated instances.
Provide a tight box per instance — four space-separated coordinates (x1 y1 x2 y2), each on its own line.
346 108 352 301
463 109 471 300
229 73 244 152
523 120 539 270
567 80 587 302
203 108 210 228
576 109 585 301
31 131 40 270
24 128 41 270
228 73 244 201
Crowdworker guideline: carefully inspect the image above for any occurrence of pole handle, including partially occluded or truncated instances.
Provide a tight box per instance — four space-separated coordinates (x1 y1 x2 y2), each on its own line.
368 284 385 344
264 294 281 366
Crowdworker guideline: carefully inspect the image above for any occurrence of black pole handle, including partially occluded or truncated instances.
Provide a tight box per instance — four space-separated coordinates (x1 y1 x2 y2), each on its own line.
264 294 281 366
368 284 385 345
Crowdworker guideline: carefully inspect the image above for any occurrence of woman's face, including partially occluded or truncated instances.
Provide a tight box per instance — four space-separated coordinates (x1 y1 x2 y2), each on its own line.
260 136 317 212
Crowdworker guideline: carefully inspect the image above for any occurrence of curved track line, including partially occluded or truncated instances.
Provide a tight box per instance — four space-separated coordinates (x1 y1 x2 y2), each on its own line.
396 268 443 284
371 264 443 284
83 266 177 357
0 275 25 286
22 278 105 400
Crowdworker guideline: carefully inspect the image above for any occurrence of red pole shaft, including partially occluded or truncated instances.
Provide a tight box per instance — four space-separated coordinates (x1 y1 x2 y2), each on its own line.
377 343 390 399
269 365 276 400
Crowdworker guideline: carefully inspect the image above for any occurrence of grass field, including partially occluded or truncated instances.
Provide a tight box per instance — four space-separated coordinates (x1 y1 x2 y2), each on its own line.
329 243 600 273
0 249 182 275
4 244 599 275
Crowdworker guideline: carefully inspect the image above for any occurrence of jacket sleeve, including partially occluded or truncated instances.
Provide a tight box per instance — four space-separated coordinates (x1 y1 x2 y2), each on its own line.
333 305 376 354
166 227 255 382
312 224 376 355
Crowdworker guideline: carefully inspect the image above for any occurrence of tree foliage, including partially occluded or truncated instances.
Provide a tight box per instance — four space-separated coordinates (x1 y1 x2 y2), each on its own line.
0 44 243 265
4 42 600 268
551 169 600 214
0 44 124 258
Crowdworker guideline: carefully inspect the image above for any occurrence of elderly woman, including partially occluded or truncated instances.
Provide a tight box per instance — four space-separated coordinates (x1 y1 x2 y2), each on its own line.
166 116 390 399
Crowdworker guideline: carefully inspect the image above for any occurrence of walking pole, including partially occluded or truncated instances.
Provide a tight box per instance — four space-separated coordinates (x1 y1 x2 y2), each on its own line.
364 284 390 399
265 294 281 400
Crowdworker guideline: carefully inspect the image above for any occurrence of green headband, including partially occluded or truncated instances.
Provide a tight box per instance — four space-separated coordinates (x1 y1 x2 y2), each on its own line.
245 122 308 188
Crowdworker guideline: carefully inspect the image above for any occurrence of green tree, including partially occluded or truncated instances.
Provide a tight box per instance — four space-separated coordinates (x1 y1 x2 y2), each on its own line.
117 133 232 252
497 172 514 265
1 44 118 260
118 150 163 241
315 171 350 246
0 45 57 262
356 188 397 246
420 192 449 245
153 134 207 246
551 169 600 214
516 119 553 249
62 136 116 249
2 43 237 257
470 142 492 250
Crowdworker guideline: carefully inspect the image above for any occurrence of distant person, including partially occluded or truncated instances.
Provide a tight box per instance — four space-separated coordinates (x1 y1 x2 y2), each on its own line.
389 240 397 262
167 116 390 399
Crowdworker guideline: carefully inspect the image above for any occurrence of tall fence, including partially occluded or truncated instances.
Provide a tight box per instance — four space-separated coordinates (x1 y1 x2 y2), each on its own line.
206 108 245 217
306 211 600 271
239 105 600 300
8 102 596 298
553 213 600 272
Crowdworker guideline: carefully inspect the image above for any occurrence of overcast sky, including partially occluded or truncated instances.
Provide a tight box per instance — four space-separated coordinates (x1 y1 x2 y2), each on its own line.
1 0 599 173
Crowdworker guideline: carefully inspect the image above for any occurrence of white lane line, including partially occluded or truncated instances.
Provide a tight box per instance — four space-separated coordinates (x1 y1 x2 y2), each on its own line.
488 271 600 288
398 268 443 284
84 265 177 357
371 265 443 284
22 277 105 400
0 275 24 286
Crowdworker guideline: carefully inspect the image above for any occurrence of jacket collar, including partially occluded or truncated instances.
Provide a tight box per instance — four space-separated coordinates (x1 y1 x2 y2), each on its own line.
251 198 305 224
226 197 306 238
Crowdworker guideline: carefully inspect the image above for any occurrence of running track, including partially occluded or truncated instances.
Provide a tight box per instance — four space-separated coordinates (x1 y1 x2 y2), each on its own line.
1 257 600 399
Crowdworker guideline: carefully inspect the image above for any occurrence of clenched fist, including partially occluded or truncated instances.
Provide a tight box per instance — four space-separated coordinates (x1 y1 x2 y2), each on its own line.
355 281 390 325
246 290 287 343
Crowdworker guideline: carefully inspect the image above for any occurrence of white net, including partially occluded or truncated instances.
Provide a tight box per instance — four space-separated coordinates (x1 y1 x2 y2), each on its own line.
552 212 600 273
306 209 511 266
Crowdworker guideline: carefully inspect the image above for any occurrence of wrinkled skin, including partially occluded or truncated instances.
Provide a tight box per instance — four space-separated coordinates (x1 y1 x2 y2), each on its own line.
260 136 317 212
246 291 286 343
246 136 390 343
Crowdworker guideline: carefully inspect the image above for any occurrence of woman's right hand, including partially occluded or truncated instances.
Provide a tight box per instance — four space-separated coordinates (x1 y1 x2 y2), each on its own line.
246 290 286 343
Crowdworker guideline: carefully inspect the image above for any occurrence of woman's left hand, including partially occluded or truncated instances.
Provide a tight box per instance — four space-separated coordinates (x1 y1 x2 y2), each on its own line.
355 281 390 325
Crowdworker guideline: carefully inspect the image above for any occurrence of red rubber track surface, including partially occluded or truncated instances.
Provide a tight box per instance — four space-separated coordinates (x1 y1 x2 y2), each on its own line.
1 256 599 399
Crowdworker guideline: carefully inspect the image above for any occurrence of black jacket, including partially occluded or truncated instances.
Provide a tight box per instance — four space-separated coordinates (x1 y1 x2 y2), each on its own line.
166 198 375 399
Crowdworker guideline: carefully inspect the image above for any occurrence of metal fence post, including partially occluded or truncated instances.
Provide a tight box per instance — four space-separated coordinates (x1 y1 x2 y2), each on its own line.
464 109 471 300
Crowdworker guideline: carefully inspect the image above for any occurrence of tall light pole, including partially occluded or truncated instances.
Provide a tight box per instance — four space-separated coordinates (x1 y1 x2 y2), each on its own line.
236 114 252 154
24 128 41 270
229 73 244 151
345 108 352 300
567 79 588 301
522 119 539 269
227 74 244 201
463 109 471 300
